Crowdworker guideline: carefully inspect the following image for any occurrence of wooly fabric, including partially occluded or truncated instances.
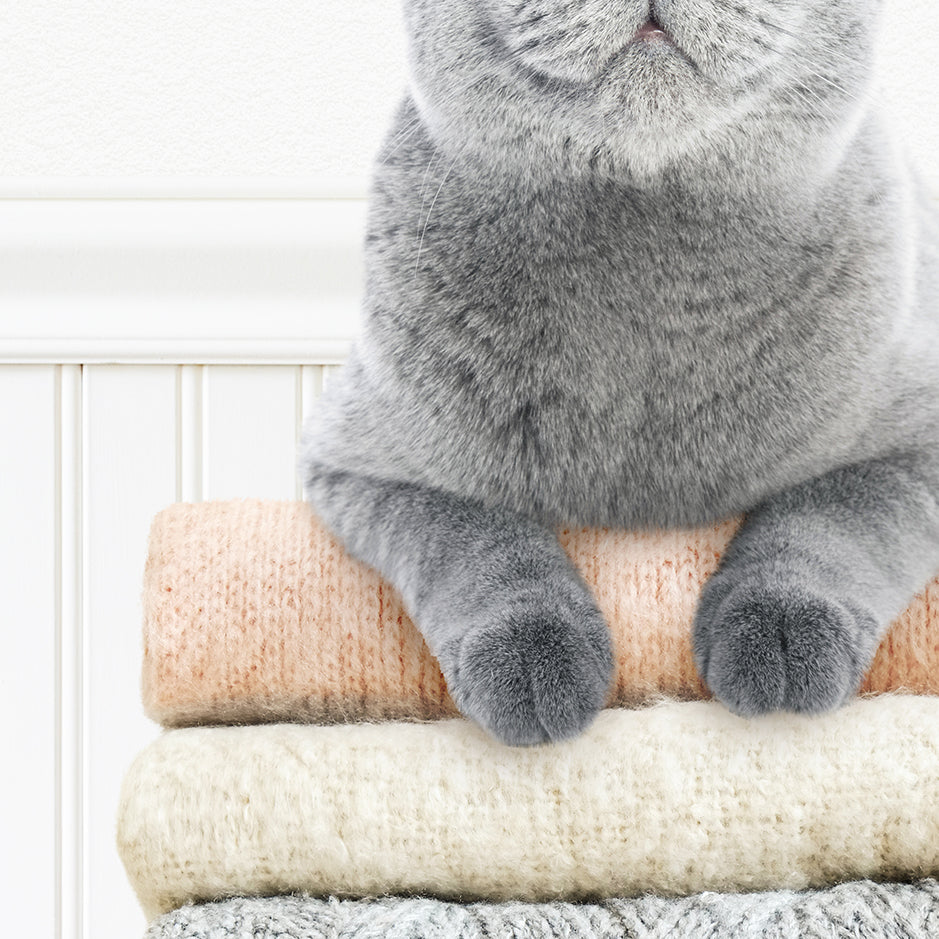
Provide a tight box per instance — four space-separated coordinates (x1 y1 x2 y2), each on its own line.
117 696 939 920
148 883 939 939
142 500 939 727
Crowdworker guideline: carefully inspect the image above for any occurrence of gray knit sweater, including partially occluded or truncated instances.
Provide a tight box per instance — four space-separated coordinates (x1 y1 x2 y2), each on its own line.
148 881 939 939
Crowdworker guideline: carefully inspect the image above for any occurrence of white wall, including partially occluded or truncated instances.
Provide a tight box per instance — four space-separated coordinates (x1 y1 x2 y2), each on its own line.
877 1 939 193
0 4 937 939
0 1 936 191
0 0 409 188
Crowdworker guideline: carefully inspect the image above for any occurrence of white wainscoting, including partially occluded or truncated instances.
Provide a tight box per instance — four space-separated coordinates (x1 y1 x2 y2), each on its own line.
0 193 359 939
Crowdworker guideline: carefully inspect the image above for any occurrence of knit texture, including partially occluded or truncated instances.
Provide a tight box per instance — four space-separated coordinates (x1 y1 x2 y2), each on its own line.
142 500 939 727
117 696 939 919
147 883 939 939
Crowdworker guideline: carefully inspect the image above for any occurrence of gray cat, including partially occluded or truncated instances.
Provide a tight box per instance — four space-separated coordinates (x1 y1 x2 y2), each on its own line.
301 0 939 745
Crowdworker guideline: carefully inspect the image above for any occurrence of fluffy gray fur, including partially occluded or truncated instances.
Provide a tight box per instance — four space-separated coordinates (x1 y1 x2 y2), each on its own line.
301 0 939 744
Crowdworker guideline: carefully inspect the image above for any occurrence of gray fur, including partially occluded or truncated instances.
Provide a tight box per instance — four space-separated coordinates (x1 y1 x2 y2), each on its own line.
302 0 939 742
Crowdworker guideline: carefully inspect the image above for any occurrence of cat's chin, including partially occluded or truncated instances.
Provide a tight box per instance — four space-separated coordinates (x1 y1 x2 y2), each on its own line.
591 129 709 184
586 78 732 181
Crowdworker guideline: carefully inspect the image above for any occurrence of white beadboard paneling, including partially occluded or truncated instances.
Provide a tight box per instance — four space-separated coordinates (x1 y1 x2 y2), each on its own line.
203 365 302 500
83 366 175 938
0 198 365 363
0 366 57 937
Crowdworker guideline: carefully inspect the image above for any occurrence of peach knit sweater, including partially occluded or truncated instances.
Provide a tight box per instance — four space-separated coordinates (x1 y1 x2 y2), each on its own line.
142 500 939 727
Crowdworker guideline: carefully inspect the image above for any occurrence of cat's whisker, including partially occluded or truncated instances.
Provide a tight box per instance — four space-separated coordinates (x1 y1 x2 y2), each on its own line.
382 116 424 159
416 146 442 214
414 157 456 273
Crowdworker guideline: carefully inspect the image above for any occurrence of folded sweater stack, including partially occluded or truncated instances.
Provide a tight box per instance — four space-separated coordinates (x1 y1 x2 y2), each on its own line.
119 499 939 937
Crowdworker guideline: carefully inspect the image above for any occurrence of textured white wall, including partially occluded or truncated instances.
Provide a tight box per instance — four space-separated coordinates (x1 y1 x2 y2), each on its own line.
0 1 936 190
0 0 409 184
877 0 939 193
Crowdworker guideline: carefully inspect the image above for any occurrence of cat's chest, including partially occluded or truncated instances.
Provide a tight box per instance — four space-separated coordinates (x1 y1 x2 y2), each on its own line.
414 204 835 421
365 183 892 523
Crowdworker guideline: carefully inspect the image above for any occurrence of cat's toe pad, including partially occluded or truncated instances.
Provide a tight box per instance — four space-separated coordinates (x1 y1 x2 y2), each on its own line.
448 601 613 746
693 584 873 717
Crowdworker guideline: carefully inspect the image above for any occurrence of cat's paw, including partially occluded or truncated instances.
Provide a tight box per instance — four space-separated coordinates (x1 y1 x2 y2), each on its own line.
693 580 875 717
447 598 614 746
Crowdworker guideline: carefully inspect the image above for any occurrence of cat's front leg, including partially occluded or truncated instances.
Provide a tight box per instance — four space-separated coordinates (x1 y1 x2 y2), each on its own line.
303 462 614 745
693 454 939 716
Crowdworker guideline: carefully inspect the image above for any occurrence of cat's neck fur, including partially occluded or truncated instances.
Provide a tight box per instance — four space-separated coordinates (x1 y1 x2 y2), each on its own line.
395 98 883 232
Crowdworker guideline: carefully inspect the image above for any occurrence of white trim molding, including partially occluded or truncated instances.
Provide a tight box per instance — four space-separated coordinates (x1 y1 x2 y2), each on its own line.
3 339 353 366
0 196 366 364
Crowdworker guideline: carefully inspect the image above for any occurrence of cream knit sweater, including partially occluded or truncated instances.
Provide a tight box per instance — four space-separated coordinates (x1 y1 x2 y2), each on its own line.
118 696 939 919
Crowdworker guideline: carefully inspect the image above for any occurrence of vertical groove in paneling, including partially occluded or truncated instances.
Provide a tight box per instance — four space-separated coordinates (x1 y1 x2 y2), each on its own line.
294 367 303 500
54 367 62 939
56 363 84 939
177 365 204 502
296 365 325 500
80 364 93 939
